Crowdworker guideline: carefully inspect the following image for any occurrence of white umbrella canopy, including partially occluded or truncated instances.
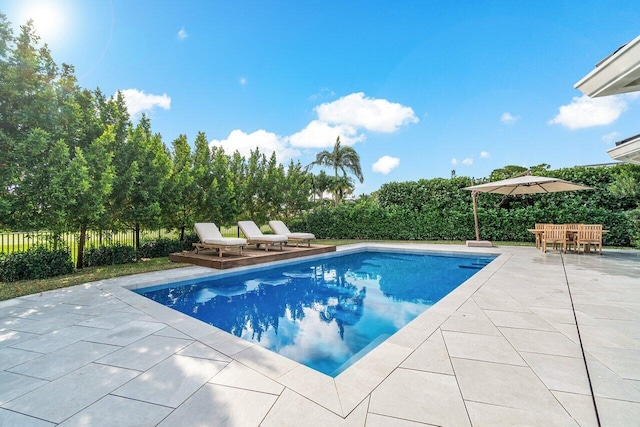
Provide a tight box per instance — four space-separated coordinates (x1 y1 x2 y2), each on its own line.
462 175 592 195
462 175 592 244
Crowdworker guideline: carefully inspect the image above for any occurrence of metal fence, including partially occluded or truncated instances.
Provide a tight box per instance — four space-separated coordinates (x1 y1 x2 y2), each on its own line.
0 225 247 262
0 229 181 262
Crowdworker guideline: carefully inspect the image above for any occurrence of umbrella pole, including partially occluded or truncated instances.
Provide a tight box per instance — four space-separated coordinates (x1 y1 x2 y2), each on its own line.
472 191 480 241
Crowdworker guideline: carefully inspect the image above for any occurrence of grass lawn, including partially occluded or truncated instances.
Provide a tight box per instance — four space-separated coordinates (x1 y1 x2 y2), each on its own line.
0 239 535 302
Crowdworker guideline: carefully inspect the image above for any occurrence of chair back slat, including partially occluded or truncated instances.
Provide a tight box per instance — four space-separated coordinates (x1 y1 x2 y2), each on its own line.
576 224 603 255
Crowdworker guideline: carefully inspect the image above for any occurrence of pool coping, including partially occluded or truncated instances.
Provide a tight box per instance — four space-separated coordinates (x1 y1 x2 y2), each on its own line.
106 242 504 417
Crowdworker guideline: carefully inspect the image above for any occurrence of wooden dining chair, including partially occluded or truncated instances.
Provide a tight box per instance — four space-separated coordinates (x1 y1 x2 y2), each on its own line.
576 224 603 255
534 223 548 249
542 224 567 253
564 223 580 251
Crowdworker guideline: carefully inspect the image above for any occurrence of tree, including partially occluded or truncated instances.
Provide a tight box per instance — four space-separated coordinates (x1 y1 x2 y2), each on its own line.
110 115 171 249
282 161 313 218
162 134 197 240
208 146 237 225
310 136 364 204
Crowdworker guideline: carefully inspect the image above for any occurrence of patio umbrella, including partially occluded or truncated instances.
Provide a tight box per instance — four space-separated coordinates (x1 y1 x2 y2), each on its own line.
462 175 592 244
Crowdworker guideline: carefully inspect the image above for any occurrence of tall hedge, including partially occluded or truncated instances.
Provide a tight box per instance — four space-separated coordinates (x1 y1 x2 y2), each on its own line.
301 164 640 246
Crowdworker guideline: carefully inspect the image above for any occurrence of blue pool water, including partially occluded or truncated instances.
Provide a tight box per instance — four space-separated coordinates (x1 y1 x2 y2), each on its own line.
136 250 495 376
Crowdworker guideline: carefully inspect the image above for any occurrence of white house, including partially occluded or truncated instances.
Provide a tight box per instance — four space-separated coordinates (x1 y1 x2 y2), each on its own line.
574 35 640 165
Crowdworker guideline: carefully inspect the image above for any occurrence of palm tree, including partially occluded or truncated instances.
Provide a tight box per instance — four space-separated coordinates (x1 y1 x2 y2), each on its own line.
310 137 364 204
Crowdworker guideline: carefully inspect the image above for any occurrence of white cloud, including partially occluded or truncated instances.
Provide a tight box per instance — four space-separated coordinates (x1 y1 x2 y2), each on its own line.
602 131 621 144
308 88 335 101
462 157 473 166
480 151 490 159
500 112 520 124
315 92 418 133
549 95 628 129
451 158 458 166
239 77 247 86
288 120 364 148
372 156 400 174
177 27 188 40
120 89 171 116
209 129 300 163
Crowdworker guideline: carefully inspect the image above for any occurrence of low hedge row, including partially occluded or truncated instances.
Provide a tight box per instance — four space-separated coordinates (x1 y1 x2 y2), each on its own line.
300 199 635 246
0 247 74 282
1 235 200 282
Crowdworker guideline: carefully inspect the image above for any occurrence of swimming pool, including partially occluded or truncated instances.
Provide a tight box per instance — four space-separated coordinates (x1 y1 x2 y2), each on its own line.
136 249 495 376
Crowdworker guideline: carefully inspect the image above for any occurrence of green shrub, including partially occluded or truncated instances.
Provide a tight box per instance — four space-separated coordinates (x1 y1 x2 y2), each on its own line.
138 238 185 258
0 247 74 282
83 244 136 267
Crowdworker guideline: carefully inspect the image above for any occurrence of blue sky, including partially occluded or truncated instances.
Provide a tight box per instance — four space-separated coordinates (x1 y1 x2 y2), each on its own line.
2 0 640 193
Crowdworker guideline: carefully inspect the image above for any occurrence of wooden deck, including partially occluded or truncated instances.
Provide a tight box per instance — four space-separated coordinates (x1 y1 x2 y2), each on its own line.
169 244 336 269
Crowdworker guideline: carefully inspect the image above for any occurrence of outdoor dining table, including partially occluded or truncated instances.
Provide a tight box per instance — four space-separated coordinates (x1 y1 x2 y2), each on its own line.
528 227 608 253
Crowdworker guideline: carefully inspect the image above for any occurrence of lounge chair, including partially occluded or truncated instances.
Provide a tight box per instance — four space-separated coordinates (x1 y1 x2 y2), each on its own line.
268 220 315 247
238 220 287 251
193 223 247 257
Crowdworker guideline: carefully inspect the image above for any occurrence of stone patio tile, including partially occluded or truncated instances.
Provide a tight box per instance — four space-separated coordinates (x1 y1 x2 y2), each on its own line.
277 365 342 414
587 346 640 380
58 395 173 427
198 329 255 356
158 383 278 427
596 396 640 427
530 306 580 325
586 356 640 402
8 341 119 381
552 391 598 427
74 310 151 330
177 341 232 362
0 347 41 370
84 320 165 347
113 354 227 408
574 303 640 322
596 319 640 341
11 312 90 335
519 351 591 394
335 341 412 414
442 330 526 366
499 327 582 357
96 334 192 371
441 309 502 336
0 408 54 426
262 388 368 427
2 363 139 423
471 289 531 313
465 400 579 426
0 315 35 331
10 325 101 354
401 329 454 375
154 325 192 339
369 368 470 426
451 358 573 421
364 413 429 426
209 360 283 395
578 324 640 350
0 330 40 349
0 371 48 405
483 309 556 331
233 343 299 379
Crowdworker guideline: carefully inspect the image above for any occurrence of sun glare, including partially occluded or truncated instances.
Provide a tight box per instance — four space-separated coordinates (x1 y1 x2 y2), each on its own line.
15 0 68 44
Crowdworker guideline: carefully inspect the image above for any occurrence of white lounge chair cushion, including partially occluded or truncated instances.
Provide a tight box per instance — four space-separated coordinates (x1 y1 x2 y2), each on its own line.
268 221 315 240
194 223 247 245
203 237 247 245
286 232 315 240
238 221 288 242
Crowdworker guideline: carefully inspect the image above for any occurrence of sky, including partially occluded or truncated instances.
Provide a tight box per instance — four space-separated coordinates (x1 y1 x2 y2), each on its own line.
2 0 639 194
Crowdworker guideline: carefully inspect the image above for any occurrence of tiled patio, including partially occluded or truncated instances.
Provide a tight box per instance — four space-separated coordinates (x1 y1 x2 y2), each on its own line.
1 244 639 426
